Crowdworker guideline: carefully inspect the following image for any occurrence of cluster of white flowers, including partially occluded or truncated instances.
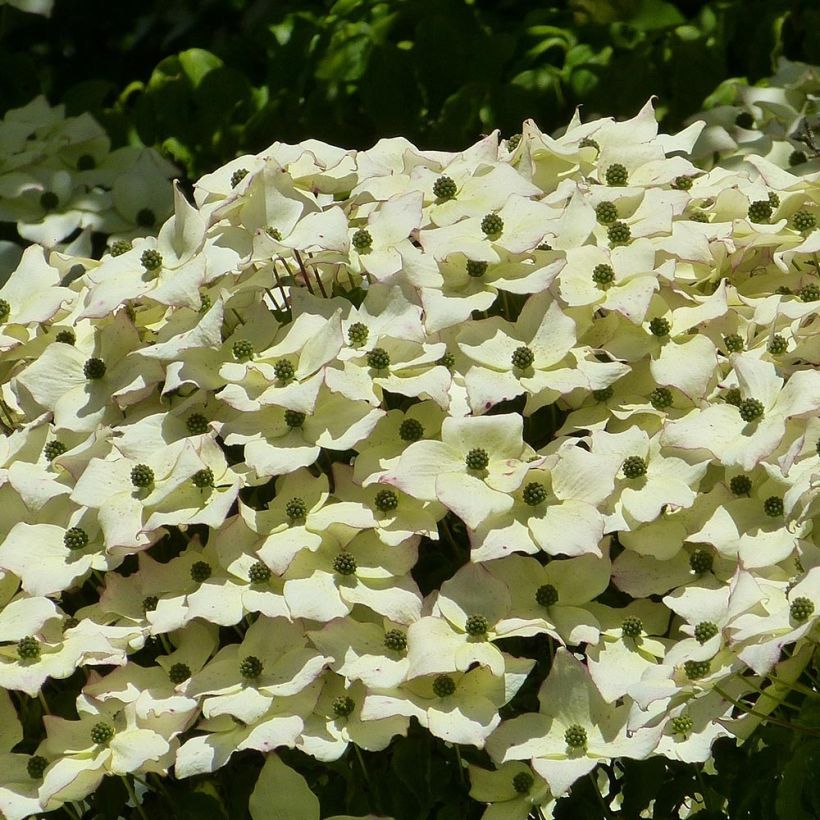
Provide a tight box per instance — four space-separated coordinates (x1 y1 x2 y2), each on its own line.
0 90 818 820
0 96 177 280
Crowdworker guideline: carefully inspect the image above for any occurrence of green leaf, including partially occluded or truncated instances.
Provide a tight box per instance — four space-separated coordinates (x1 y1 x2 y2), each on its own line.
250 754 319 820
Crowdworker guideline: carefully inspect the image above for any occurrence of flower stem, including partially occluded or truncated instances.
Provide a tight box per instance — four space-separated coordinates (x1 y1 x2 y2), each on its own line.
38 690 51 716
715 685 820 737
587 771 614 820
454 744 465 786
122 775 150 820
693 762 718 812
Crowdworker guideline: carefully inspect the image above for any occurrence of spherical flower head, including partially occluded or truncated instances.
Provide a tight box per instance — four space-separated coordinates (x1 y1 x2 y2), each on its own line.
790 597 814 623
286 497 307 521
649 317 670 337
689 210 710 223
767 335 787 355
110 239 132 257
0 298 9 323
747 200 772 223
64 617 79 630
507 133 522 151
522 481 547 506
190 560 212 583
466 259 488 277
230 168 249 188
199 293 212 313
64 526 89 551
433 175 457 200
55 328 76 345
593 386 614 402
399 418 424 442
791 209 816 233
564 724 587 748
621 617 643 639
595 201 618 224
44 440 67 461
17 636 40 660
511 345 535 370
694 621 719 644
763 496 783 518
775 286 792 296
438 351 455 369
141 249 163 272
433 674 456 698
513 771 534 794
607 221 631 245
465 614 489 637
266 226 282 240
535 584 558 607
83 357 106 380
622 455 647 479
333 552 357 576
799 283 820 302
481 213 504 237
580 136 599 152
384 629 407 652
789 150 808 167
192 468 214 488
248 561 272 584
768 192 780 209
366 347 390 370
723 333 744 353
142 595 159 613
670 714 694 736
27 755 48 779
232 339 254 362
592 263 616 289
738 397 764 422
465 448 489 471
332 695 355 718
90 722 114 745
605 163 628 186
689 549 713 575
186 413 209 435
672 175 693 190
284 409 306 429
649 387 673 410
730 475 752 496
40 191 59 211
347 321 369 347
352 228 373 251
131 463 155 488
274 358 295 382
684 660 710 680
374 488 399 513
240 655 263 680
135 207 156 228
168 663 192 684
76 153 96 171
735 111 754 129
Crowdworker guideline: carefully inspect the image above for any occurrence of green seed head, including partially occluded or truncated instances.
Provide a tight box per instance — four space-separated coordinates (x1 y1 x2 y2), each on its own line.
767 334 787 355
347 321 369 347
789 150 808 167
738 397 765 422
374 489 399 513
230 168 248 188
535 583 558 607
232 339 254 362
192 468 214 488
523 482 547 506
649 317 670 337
384 629 407 652
142 595 159 613
768 192 780 209
670 713 694 735
684 660 711 680
672 175 693 190
141 249 162 271
466 259 488 277
248 561 272 584
17 636 40 660
437 351 455 369
607 221 631 245
605 164 628 186
465 448 489 471
27 755 48 779
332 695 355 718
747 200 772 223
399 418 424 442
240 655 263 679
274 359 295 382
776 285 792 296
649 387 673 410
44 440 67 462
564 724 587 748
481 213 504 237
621 616 643 638
168 663 191 684
507 134 522 151
511 346 535 370
465 614 489 637
799 283 820 302
790 597 814 623
735 111 754 129
433 175 457 200
286 497 307 521
266 226 283 240
83 357 106 379
593 386 614 402
0 299 9 322
622 455 647 479
333 552 357 576
110 239 132 257
199 293 212 313
595 201 618 224
730 475 752 496
190 560 212 583
284 409 306 429
579 137 600 152
186 413 209 435
366 347 390 370
689 210 710 223
90 722 114 745
131 464 155 488
352 228 373 251
791 209 816 233
136 208 156 228
76 153 96 171
40 191 59 211
689 549 713 575
723 334 744 353
592 263 616 289
55 328 76 345
694 621 719 644
64 526 89 551
432 674 456 698
512 771 534 794
763 496 784 517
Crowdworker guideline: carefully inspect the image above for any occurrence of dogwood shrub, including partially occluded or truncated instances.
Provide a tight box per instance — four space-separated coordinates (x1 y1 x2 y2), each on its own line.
0 94 818 819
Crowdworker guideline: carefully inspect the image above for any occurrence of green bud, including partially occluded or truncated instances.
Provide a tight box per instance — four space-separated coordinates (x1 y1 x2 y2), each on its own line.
384 629 407 652
466 259 488 277
374 489 399 513
579 137 599 152
366 347 390 370
622 455 647 479
190 561 212 583
512 771 534 794
621 616 643 638
142 595 159 613
595 201 618 224
248 561 272 584
465 448 489 471
17 636 40 660
284 409 306 429
44 440 67 462
670 713 694 736
564 724 587 748
130 464 154 488
789 150 807 167
168 663 191 684
800 283 820 302
767 334 787 355
672 175 693 190
192 468 214 488
55 328 76 345
605 164 628 186
240 655 263 679
274 358 295 382
347 321 369 347
481 213 504 237
649 387 673 410
437 351 455 369
535 584 558 607
729 475 752 496
507 134 522 151
399 418 424 442
232 339 254 362
649 317 670 337
64 527 89 551
747 200 772 223
266 226 283 240
332 695 355 718
352 228 373 251
285 497 307 521
83 357 106 379
607 221 631 245
90 722 114 745
511 346 535 370
465 614 489 637
723 334 744 353
790 597 814 623
0 298 9 322
592 263 616 289
186 413 209 435
768 192 780 210
763 496 783 517
791 209 816 233
141 249 163 271
522 482 547 506
689 549 713 575
110 239 132 257
684 660 710 680
333 552 357 576
433 175 457 200
694 621 719 644
688 210 710 223
739 398 766 422
230 168 249 188
432 674 456 698
27 755 48 779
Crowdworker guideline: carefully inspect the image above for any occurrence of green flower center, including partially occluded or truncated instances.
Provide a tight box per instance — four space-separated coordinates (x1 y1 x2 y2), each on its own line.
168 663 192 684
579 137 599 152
64 527 89 551
595 201 618 224
333 695 355 718
333 552 357 576
186 413 209 435
684 660 711 680
790 597 814 623
465 448 489 471
729 475 752 496
347 322 369 346
767 334 787 355
240 655 263 679
44 440 68 462
190 561 212 583
799 283 820 302
55 328 76 345
723 334 744 353
274 359 295 382
523 482 547 506
605 163 628 186
90 722 114 745
622 455 647 478
437 351 455 369
27 755 48 779
110 239 132 256
621 617 643 638
374 489 399 513
466 260 488 277
399 418 424 442
367 347 390 370
738 398 764 422
83 357 106 379
465 614 489 636
232 340 254 362
384 629 407 652
286 497 307 521
0 299 9 322
747 200 772 223
142 595 159 613
535 584 558 607
432 674 456 697
592 263 616 288
284 410 306 429
564 724 587 748
670 714 694 736
593 386 614 402
433 175 457 200
791 210 817 233
141 249 163 271
266 226 282 240
649 317 670 337
17 636 40 660
649 387 673 410
512 772 534 794
352 228 373 251
694 621 719 643
248 561 272 584
689 549 713 575
230 168 249 188
511 346 535 370
481 213 504 237
192 468 214 488
672 175 693 190
763 496 784 517
131 464 155 488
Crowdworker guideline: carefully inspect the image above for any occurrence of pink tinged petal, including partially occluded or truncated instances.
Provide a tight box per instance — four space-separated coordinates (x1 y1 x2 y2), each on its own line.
436 472 513 530
649 335 717 398
733 355 783 408
464 367 524 414
471 516 538 562
548 191 596 251
528 500 604 557
420 219 500 262
245 438 321 478
772 368 820 418
495 197 555 254
110 729 170 773
550 447 618 506
602 276 658 323
7 462 69 510
371 190 423 244
241 713 308 755
175 731 243 778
